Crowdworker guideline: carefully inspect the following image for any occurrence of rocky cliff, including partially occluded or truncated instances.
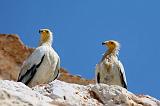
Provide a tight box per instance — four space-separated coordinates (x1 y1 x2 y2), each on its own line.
0 34 159 106
0 80 160 106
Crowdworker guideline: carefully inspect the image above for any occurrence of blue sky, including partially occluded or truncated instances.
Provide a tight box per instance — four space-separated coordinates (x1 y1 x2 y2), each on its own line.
0 0 160 99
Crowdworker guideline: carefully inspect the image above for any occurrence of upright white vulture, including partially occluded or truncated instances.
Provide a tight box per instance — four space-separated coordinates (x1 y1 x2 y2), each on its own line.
18 29 60 87
95 40 127 89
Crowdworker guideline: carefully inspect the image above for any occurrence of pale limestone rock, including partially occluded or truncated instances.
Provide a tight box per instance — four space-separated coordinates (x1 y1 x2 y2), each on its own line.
33 80 160 106
33 80 102 106
0 80 159 106
0 80 55 106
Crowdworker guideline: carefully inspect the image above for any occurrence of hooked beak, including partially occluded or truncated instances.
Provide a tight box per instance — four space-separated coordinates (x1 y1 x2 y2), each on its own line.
102 42 106 45
39 29 43 33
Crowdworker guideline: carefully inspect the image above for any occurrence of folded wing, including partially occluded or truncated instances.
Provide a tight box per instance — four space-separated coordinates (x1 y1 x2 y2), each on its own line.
17 47 46 84
118 61 127 89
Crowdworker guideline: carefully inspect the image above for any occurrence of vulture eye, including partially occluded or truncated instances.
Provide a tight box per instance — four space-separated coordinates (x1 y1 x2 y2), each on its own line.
46 30 49 33
110 42 114 44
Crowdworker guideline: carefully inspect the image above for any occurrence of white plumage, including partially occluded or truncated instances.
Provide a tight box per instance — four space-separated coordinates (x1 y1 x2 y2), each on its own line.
18 29 60 87
95 40 127 89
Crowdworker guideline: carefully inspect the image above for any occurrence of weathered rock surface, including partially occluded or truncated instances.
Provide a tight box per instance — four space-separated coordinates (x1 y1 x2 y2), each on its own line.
0 80 159 106
0 80 52 106
34 80 160 106
0 34 33 80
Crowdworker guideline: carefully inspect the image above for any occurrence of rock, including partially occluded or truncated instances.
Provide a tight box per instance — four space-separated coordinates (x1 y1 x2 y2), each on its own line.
33 80 160 106
0 79 159 106
0 80 73 106
0 34 94 85
0 80 53 106
33 80 101 106
0 34 33 80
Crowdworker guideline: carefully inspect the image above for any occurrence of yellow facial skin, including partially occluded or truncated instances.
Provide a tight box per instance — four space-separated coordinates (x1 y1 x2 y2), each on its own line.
101 40 120 61
102 40 120 54
40 30 50 43
106 41 116 50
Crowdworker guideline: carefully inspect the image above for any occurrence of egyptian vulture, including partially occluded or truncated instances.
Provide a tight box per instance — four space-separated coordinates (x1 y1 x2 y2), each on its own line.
17 29 60 87
95 40 127 89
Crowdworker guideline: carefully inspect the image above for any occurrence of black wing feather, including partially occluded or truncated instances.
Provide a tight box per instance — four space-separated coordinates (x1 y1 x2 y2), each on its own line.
53 58 60 80
18 55 45 85
53 69 59 81
119 69 127 89
97 72 100 83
